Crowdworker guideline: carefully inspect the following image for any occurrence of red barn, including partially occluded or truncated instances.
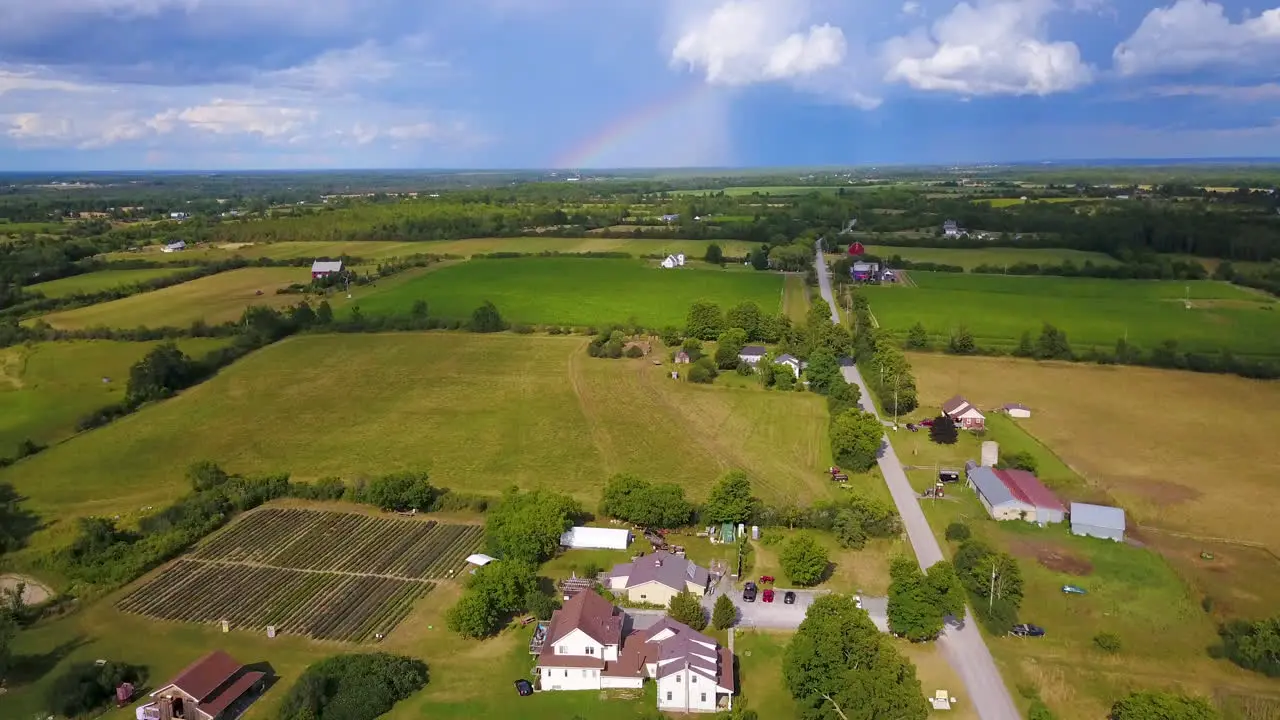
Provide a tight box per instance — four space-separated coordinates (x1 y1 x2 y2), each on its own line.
311 260 343 279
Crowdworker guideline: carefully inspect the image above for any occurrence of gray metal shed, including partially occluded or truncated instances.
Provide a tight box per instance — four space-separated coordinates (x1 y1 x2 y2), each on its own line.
1070 502 1126 542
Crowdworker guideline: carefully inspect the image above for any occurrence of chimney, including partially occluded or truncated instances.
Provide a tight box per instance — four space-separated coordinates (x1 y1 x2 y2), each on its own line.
654 557 662 567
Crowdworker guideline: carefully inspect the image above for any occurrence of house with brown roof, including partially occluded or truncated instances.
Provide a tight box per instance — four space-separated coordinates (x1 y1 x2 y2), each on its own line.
137 651 266 720
942 395 986 430
606 551 710 606
535 592 734 712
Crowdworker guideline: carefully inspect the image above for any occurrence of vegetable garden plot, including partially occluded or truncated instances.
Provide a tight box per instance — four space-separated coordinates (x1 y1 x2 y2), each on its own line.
116 560 434 643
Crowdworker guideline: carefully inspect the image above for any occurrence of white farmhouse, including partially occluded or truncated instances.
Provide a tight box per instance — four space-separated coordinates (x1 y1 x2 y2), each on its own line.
775 353 804 378
161 240 186 253
534 592 734 712
737 345 767 365
660 253 686 269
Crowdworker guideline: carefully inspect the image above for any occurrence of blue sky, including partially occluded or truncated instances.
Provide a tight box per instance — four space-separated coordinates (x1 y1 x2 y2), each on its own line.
1 0 1278 170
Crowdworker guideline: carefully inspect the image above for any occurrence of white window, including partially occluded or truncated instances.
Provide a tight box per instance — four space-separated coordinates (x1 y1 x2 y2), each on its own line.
582 670 588 678
676 675 681 683
666 692 673 701
640 594 646 600
692 675 697 683
558 646 567 654
563 670 568 677
701 693 707 702
585 647 594 655
592 670 597 677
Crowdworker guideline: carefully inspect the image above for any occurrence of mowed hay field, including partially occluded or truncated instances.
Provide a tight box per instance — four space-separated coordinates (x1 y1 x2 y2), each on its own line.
0 338 229 457
0 333 833 548
105 237 756 263
34 267 312 329
28 268 188 297
910 354 1280 595
861 245 1119 270
353 257 784 327
866 273 1280 357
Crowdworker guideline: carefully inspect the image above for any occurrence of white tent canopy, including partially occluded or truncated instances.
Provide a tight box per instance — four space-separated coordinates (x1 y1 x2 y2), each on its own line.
466 553 496 566
560 526 632 550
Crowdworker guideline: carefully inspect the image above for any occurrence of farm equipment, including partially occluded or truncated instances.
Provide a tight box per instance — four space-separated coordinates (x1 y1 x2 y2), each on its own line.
759 575 775 584
922 484 946 499
828 466 850 483
1061 585 1087 595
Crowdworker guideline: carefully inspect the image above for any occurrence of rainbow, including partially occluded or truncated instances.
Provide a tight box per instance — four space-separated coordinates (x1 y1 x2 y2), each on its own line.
555 83 711 169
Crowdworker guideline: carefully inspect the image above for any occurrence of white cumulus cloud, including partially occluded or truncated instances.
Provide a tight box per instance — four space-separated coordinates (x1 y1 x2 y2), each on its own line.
669 0 847 86
1113 0 1280 76
882 0 1092 96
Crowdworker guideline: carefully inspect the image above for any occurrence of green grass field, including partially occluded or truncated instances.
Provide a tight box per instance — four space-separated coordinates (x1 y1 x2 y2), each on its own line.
782 274 810 322
27 268 188 298
674 185 852 196
34 267 312 329
864 272 1280 357
861 246 1119 270
0 333 835 555
0 339 228 458
105 238 757 263
978 197 1105 208
352 257 784 327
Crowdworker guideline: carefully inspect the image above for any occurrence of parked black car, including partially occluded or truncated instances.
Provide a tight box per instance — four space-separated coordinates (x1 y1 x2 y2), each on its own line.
514 679 534 696
783 591 797 605
1010 624 1045 638
743 582 758 602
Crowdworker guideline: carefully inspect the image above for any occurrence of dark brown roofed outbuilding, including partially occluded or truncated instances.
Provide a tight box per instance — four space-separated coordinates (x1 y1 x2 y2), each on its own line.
196 671 264 718
169 650 243 702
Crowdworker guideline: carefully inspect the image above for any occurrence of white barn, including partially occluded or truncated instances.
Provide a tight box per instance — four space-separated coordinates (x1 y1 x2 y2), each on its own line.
1003 403 1032 419
1070 503 1126 542
660 253 686 269
560 526 632 550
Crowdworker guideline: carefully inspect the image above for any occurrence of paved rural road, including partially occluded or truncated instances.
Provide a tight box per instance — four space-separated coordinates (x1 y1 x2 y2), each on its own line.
815 247 1020 720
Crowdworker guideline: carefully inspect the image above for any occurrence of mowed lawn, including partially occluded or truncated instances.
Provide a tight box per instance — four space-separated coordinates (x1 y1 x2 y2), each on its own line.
862 246 1119 270
910 353 1280 586
0 339 228 457
864 273 1280 357
0 333 834 550
27 268 188 297
33 267 312 329
352 257 784 327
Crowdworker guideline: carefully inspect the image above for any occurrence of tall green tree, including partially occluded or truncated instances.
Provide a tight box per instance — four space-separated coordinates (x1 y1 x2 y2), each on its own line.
1109 691 1219 720
804 349 842 394
750 244 770 271
1015 330 1034 357
925 561 966 618
469 301 506 333
829 408 884 472
780 533 829 587
712 594 737 630
704 243 724 264
929 414 959 444
1036 323 1073 360
126 343 196 406
484 487 582 564
1216 616 1280 677
947 326 977 355
702 470 757 525
887 555 943 641
668 591 707 630
907 322 929 349
686 300 725 340
725 301 764 341
715 327 749 369
784 594 928 720
315 300 334 324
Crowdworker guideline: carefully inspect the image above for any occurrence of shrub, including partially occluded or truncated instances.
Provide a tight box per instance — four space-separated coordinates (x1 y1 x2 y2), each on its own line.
1109 691 1218 720
1094 632 1122 653
1215 617 1280 677
669 590 707 631
712 594 737 630
944 522 971 542
45 661 147 718
779 533 828 587
278 653 428 720
929 415 959 444
624 344 644 358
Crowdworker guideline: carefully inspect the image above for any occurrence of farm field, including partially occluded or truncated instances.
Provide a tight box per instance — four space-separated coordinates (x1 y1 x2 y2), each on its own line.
33 266 312 329
105 237 757 263
0 338 229 457
351 257 784 327
0 333 835 551
673 185 855 196
782 274 810 322
860 245 1119 270
864 273 1280 357
117 509 482 642
977 197 1105 208
909 353 1280 607
27 268 188 297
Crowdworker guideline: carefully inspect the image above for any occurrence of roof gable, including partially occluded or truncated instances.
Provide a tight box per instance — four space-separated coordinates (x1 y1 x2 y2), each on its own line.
546 590 622 647
996 469 1064 511
941 395 971 415
967 466 1018 507
1070 502 1125 530
167 651 243 702
612 551 709 592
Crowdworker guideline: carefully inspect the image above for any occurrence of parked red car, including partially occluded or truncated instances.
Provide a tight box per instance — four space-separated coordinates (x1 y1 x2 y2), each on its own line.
920 419 935 427
762 589 775 603
759 575 775 584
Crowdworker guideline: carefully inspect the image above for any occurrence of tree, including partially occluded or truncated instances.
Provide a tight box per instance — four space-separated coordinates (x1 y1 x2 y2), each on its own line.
925 561 966 618
704 243 724 264
929 414 958 444
660 326 683 347
750 244 770 271
825 380 861 416
804 349 842 395
907 322 929 349
668 590 707 630
45 660 148 718
953 540 1023 633
279 653 429 720
410 299 429 320
715 327 748 369
712 594 737 630
681 337 704 361
686 300 725 340
446 590 500 638
1015 330 1034 357
470 301 507 333
186 460 229 492
997 450 1038 473
315 300 334 324
468 561 538 614
599 474 693 529
1216 616 1280 677
688 357 718 383
291 301 317 326
774 366 796 390
780 533 829 586
126 342 196 406
829 408 884 472
784 594 929 720
888 555 943 641
947 327 976 355
944 522 971 542
702 470 757 525
1109 691 1219 720
725 301 764 341
485 488 582 564
1036 323 1073 360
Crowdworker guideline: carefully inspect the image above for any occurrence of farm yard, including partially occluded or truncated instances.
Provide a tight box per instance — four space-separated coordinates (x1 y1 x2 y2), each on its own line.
856 245 1119 270
0 333 836 553
116 509 482 642
351 256 784 327
864 272 1280 358
26 267 188 297
32 266 312 330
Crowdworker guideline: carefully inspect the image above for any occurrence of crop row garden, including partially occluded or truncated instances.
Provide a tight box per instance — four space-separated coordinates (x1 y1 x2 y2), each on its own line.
116 560 434 643
190 508 485 579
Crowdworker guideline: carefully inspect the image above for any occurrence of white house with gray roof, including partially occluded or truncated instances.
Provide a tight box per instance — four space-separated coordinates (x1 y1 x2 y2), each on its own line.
607 551 709 606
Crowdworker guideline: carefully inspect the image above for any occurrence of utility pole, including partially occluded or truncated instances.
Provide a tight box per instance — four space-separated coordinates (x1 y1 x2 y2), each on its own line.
989 562 997 610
